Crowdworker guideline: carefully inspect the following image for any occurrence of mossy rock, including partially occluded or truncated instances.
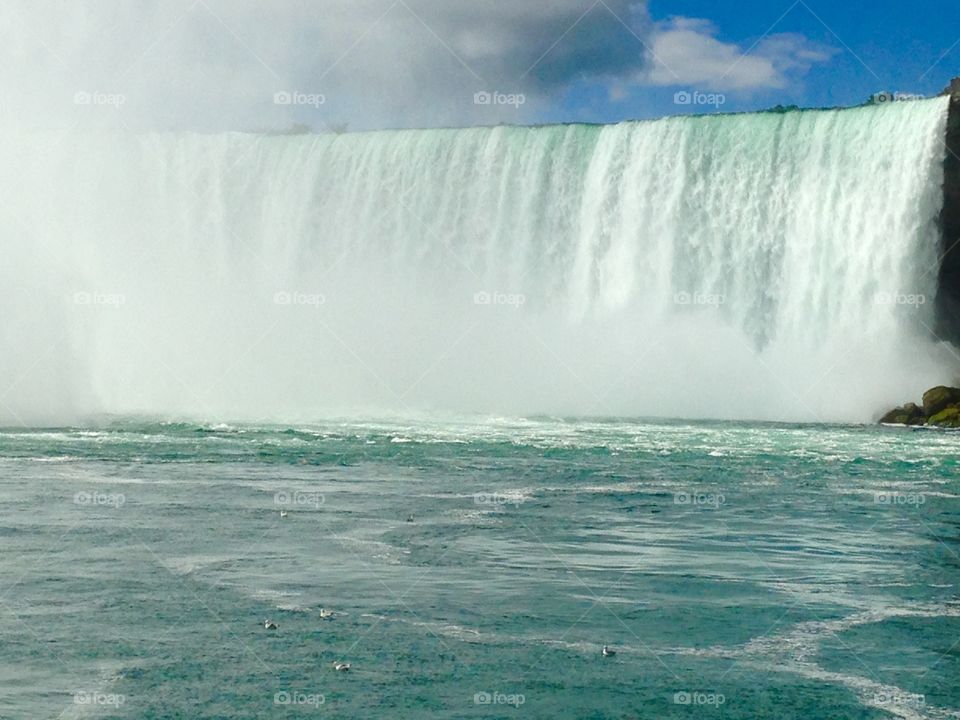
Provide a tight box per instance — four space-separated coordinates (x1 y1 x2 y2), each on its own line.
879 400 926 424
922 386 960 417
927 405 960 426
879 409 909 424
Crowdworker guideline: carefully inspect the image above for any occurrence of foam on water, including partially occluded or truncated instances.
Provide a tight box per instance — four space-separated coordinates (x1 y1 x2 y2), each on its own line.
0 419 957 717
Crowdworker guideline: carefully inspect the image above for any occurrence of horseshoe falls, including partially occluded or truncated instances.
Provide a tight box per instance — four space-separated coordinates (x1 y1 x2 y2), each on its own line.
0 96 954 424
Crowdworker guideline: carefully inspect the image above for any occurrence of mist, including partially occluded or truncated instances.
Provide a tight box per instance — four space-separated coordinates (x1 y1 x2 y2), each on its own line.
0 0 839 132
1 98 956 426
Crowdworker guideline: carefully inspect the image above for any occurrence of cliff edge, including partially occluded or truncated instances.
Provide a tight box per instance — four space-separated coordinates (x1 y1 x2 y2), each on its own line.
936 77 960 342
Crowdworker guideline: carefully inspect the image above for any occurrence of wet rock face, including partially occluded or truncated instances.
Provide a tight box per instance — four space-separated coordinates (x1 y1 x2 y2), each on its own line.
937 78 960 343
879 386 960 427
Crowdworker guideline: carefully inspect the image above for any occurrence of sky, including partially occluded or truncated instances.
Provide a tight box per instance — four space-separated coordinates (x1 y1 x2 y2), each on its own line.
0 0 958 132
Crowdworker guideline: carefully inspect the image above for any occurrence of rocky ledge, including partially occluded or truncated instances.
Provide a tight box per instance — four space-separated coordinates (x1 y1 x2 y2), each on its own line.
879 386 960 427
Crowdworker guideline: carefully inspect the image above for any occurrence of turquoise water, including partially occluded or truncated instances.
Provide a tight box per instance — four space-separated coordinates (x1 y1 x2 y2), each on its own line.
0 418 957 719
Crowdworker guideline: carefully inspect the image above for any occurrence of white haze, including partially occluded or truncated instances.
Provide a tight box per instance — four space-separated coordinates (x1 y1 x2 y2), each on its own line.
0 0 835 132
0 2 950 426
0 98 956 426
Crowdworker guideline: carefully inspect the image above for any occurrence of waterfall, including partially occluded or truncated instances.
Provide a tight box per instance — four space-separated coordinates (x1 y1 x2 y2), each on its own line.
0 97 953 424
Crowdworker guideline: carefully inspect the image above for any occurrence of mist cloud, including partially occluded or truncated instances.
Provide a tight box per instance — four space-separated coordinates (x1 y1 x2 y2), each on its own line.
0 1 835 131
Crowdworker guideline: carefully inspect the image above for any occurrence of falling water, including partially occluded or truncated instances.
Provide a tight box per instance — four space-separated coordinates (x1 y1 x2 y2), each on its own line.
0 97 953 424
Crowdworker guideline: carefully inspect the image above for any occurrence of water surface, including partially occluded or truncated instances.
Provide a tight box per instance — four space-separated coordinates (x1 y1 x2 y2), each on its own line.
0 417 957 719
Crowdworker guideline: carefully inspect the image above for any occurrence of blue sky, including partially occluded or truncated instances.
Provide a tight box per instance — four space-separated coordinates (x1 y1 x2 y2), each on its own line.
2 0 959 131
550 0 960 124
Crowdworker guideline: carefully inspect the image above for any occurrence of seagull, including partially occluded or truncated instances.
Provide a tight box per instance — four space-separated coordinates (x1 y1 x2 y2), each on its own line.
602 645 616 657
319 608 335 619
264 620 278 630
333 661 351 672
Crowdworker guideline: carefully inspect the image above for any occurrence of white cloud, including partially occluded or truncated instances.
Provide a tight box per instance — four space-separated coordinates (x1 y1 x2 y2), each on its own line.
642 17 836 91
